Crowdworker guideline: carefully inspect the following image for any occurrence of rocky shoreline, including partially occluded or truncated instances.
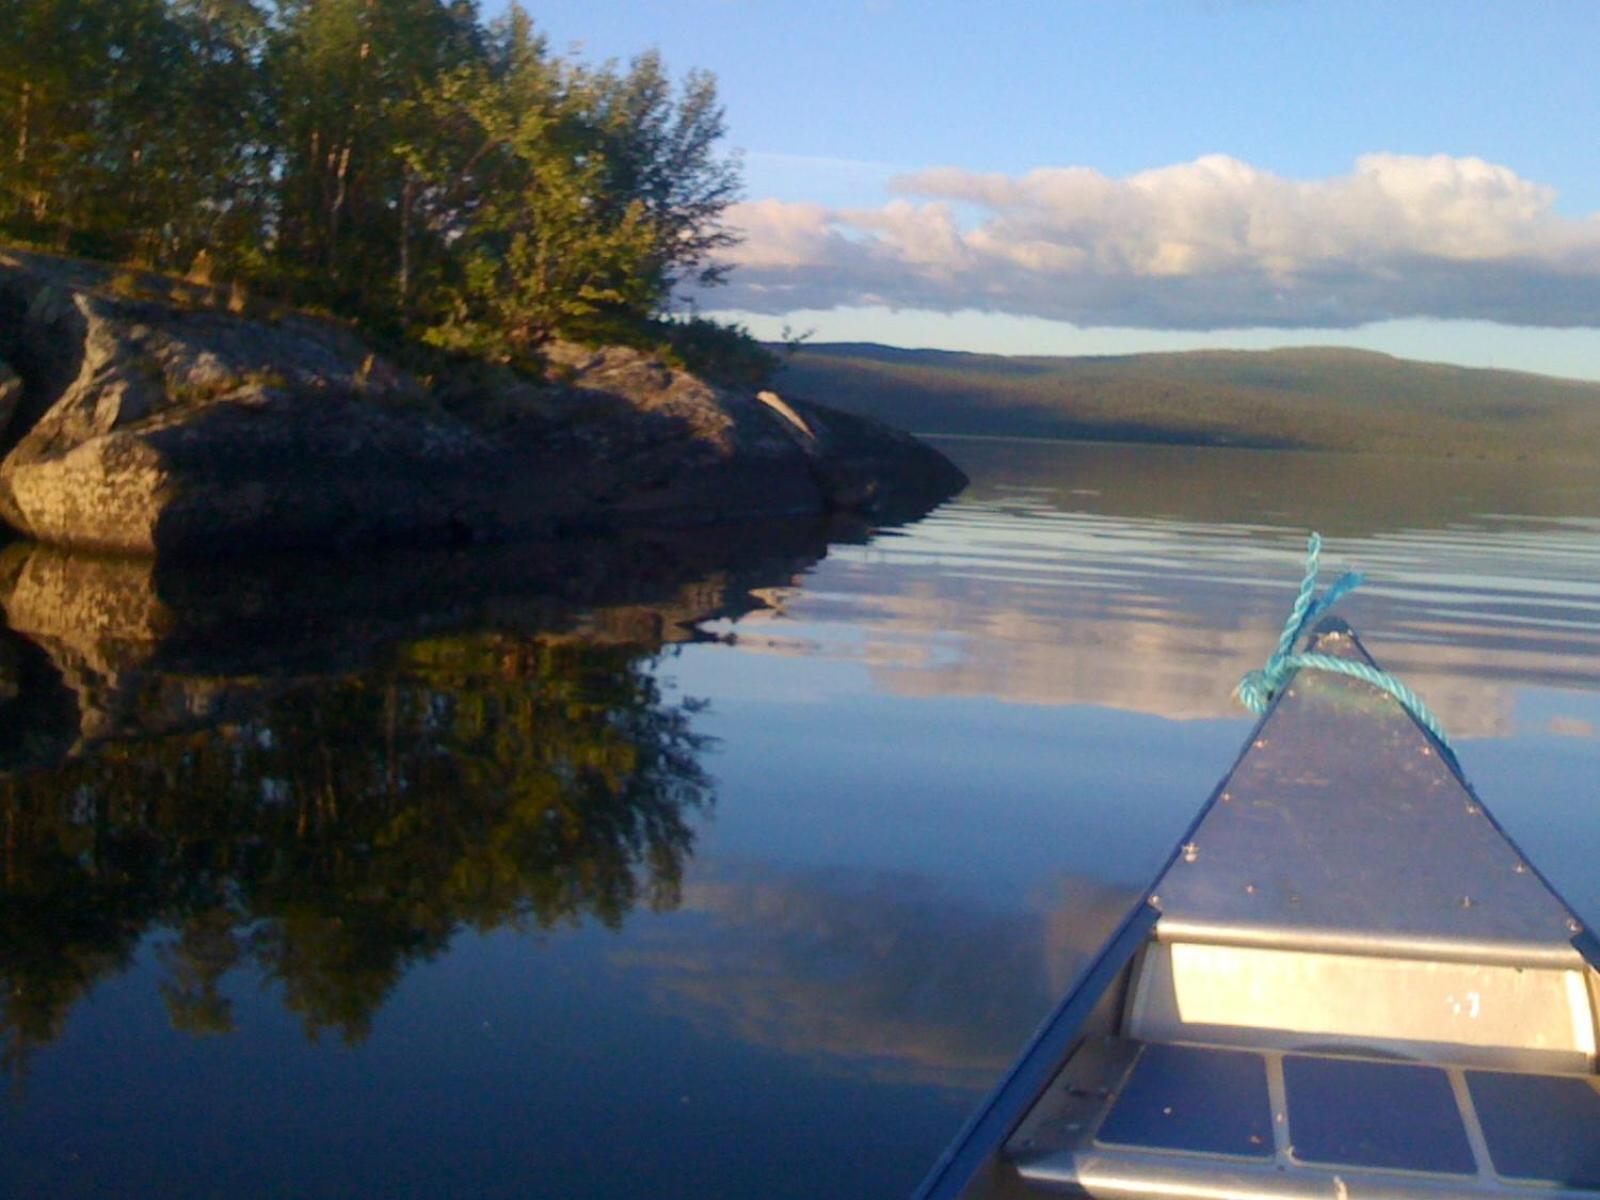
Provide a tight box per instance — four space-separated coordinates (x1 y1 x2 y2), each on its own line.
0 249 965 557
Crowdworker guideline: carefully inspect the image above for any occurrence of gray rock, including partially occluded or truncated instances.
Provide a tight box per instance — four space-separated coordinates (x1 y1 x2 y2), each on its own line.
14 385 505 555
0 249 965 556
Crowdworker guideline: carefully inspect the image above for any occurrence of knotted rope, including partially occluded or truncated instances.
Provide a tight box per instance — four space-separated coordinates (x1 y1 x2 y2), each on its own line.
1236 533 1453 754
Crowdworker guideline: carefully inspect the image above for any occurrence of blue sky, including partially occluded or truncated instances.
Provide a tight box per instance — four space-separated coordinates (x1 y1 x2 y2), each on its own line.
511 1 1600 378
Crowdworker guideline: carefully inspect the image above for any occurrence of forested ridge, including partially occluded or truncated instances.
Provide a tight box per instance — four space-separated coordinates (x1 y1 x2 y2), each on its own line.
0 0 758 373
779 343 1600 460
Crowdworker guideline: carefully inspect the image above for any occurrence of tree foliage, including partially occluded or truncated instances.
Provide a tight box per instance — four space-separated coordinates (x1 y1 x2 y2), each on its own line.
0 0 745 363
0 0 271 266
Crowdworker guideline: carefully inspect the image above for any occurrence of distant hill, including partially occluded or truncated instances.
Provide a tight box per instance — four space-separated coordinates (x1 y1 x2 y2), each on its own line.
773 343 1600 460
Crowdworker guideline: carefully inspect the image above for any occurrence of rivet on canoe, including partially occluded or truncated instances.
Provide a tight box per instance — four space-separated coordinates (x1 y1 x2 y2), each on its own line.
1220 791 1231 803
1421 746 1433 757
1245 883 1257 895
1513 862 1527 874
1182 843 1199 863
1570 917 1584 934
1254 738 1268 749
1466 803 1479 815
1148 895 1161 909
1459 895 1474 909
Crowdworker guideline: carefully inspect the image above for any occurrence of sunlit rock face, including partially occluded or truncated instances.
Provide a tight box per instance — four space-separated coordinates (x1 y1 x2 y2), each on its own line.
0 252 494 553
0 250 965 556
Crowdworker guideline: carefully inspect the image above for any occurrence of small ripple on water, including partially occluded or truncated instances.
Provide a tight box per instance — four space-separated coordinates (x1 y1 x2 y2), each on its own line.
788 445 1600 717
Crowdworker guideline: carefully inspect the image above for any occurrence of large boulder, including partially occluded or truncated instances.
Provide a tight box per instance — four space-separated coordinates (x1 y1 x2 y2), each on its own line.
2 384 517 554
0 250 965 556
0 252 460 553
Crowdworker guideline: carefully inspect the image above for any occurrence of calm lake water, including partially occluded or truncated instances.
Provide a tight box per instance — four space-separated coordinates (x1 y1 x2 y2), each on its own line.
3 436 1600 1198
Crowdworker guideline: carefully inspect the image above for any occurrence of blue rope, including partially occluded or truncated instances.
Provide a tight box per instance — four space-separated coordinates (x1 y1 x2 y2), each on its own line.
1236 533 1453 753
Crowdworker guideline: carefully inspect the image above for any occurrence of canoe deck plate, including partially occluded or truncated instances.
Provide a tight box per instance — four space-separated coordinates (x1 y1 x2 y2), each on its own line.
1151 625 1585 968
1014 1035 1600 1198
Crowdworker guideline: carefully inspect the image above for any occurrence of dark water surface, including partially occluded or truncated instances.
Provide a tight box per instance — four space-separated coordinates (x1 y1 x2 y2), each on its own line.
3 438 1600 1198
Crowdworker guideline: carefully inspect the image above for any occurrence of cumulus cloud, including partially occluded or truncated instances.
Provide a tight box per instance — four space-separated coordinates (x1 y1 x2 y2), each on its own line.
714 154 1600 329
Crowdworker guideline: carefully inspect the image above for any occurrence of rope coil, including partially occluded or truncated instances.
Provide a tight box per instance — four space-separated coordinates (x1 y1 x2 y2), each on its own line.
1236 533 1453 753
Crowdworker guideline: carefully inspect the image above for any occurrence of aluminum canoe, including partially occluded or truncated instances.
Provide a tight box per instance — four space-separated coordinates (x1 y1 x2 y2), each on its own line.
915 619 1600 1200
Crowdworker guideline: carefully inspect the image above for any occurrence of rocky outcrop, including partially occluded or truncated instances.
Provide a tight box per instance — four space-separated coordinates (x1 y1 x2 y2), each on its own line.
0 250 965 556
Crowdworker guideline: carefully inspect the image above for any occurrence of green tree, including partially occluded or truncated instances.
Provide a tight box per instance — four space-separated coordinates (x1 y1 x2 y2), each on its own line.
0 0 168 247
267 0 482 311
584 49 742 297
160 0 274 272
407 10 660 363
0 0 751 370
0 0 268 269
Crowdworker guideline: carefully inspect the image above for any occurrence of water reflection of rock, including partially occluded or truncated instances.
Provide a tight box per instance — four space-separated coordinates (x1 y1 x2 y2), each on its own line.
0 519 852 760
619 867 1135 1092
0 520 850 1072
0 627 77 772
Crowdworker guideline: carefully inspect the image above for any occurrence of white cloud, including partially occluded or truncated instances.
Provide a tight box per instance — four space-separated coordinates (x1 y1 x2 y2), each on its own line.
714 154 1600 329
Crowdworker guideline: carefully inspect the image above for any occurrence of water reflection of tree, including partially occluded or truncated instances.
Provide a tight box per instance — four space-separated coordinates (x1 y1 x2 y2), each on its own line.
0 635 711 1070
